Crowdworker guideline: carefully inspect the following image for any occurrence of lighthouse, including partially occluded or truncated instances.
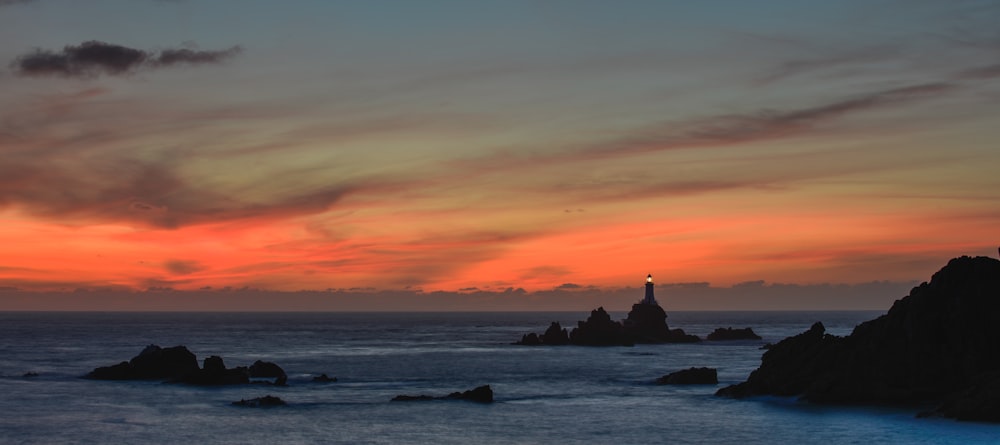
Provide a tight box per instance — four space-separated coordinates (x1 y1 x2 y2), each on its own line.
641 274 658 305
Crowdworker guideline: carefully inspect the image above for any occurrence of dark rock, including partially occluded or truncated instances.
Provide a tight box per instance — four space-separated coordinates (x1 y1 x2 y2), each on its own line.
177 356 250 385
707 327 762 341
569 307 633 346
514 332 541 346
514 322 570 345
446 385 494 403
392 385 494 403
249 360 287 386
515 303 700 346
656 367 718 385
232 395 287 407
22 372 39 378
541 322 570 345
391 394 436 402
927 372 1000 422
311 373 338 383
624 303 671 342
717 256 1000 422
85 345 199 380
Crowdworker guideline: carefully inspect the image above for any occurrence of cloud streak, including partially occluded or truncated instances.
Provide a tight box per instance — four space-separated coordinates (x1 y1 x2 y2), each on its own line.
10 41 241 78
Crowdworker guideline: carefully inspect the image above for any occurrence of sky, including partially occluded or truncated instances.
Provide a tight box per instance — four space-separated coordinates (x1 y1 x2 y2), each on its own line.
1 0 998 311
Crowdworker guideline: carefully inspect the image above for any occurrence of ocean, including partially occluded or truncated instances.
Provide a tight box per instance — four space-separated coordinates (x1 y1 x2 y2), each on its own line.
1 311 997 444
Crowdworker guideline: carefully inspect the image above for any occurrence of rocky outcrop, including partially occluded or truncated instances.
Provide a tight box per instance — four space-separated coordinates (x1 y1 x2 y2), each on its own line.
232 395 287 407
85 345 199 380
570 307 633 346
706 327 762 341
717 256 1000 422
516 304 700 346
85 345 284 387
312 373 338 383
656 367 718 385
515 322 569 345
392 385 494 403
177 356 250 386
249 360 287 386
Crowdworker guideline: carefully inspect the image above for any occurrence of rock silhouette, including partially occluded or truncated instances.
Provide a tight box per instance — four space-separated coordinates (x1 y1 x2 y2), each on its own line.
232 395 287 407
249 360 287 386
516 304 699 346
311 373 338 383
85 345 199 380
85 345 284 386
392 385 494 403
656 367 718 385
717 256 1000 422
706 327 762 341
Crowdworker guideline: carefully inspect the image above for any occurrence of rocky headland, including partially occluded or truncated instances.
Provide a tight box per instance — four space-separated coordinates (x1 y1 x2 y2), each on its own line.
717 256 1000 422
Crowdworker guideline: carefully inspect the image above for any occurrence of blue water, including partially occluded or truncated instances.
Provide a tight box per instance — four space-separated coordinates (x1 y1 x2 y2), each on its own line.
1 311 997 444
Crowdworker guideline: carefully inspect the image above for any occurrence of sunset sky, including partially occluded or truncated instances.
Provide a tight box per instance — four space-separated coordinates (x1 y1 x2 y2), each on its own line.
1 0 998 310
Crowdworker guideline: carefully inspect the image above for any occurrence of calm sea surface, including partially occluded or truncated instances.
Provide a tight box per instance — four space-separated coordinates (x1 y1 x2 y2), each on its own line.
1 311 997 444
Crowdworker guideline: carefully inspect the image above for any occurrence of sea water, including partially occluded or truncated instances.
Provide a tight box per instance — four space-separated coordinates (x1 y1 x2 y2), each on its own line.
1 311 997 444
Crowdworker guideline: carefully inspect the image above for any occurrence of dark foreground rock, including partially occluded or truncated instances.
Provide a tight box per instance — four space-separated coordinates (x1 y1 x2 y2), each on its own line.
85 345 284 386
706 327 762 341
656 367 718 385
717 256 1000 422
232 395 287 407
392 385 494 403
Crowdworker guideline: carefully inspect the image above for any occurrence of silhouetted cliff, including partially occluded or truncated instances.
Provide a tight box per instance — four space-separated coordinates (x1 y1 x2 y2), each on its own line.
718 256 1000 422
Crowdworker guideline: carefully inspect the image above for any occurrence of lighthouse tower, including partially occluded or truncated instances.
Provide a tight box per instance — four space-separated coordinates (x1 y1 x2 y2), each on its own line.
641 274 658 305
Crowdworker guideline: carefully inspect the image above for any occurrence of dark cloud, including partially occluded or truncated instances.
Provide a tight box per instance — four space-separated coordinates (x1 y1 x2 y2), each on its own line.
10 41 241 78
454 82 958 175
164 260 206 275
152 46 243 67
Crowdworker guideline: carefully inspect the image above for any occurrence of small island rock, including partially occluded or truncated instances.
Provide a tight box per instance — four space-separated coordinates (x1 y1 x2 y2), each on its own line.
656 367 718 385
232 395 287 407
392 385 494 403
706 327 762 341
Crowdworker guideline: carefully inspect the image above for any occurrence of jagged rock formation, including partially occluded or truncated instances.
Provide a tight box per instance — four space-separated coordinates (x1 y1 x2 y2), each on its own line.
85 345 285 386
515 322 570 345
656 367 718 385
392 385 494 403
706 327 762 341
570 307 633 346
717 256 1000 422
515 304 699 346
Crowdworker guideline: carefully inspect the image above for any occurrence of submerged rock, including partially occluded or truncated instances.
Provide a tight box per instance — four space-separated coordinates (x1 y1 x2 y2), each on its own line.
232 395 287 407
392 385 494 403
717 256 1000 422
656 367 718 385
311 373 338 383
706 327 762 341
